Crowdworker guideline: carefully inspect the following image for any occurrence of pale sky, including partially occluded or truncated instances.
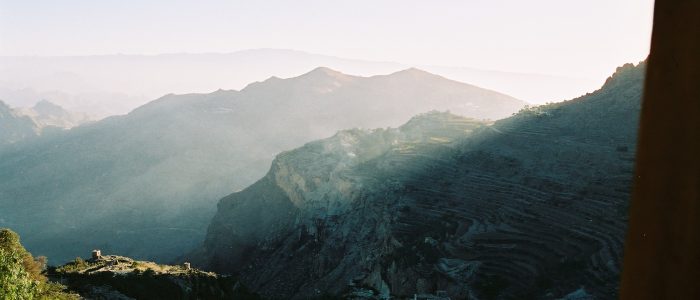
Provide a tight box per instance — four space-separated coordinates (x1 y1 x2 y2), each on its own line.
0 0 654 79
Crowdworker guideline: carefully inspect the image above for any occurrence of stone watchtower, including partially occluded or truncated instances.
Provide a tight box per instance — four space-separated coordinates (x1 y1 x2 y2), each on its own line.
183 262 191 270
91 249 102 260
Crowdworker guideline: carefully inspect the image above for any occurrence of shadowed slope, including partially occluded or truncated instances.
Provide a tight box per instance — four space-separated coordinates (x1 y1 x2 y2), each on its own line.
198 62 643 299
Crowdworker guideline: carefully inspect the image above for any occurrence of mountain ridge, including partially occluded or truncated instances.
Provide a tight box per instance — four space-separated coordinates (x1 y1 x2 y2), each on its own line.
0 66 523 264
0 99 40 149
195 61 644 299
17 100 92 129
0 49 598 117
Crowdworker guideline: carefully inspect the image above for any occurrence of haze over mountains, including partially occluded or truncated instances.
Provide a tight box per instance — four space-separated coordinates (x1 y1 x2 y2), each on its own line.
195 62 644 299
0 67 524 264
0 100 38 147
15 100 91 129
0 49 598 117
0 0 659 298
0 99 91 148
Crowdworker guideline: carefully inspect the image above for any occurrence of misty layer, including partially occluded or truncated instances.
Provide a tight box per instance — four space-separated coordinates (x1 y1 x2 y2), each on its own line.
0 67 523 264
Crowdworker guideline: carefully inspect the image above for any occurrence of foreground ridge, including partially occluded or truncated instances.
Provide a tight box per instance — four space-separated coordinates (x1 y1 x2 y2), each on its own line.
49 251 261 300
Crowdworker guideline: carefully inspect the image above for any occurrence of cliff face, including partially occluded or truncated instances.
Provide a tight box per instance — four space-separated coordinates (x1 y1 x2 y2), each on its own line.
200 112 486 275
198 62 644 299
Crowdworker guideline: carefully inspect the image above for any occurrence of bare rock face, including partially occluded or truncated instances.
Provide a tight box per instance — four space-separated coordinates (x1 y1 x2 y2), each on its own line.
198 62 644 299
197 112 486 295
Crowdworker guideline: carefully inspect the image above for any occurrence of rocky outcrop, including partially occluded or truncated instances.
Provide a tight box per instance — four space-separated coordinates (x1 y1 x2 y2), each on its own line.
198 112 486 275
198 62 644 299
49 253 261 299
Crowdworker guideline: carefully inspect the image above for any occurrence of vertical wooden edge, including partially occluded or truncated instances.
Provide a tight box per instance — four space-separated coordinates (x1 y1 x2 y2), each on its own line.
620 0 700 299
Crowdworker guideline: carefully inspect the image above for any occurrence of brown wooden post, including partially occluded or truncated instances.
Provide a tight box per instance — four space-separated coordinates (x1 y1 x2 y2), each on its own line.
620 0 700 299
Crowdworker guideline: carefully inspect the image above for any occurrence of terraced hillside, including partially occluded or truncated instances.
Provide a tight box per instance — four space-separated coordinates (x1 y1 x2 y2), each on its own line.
198 62 644 299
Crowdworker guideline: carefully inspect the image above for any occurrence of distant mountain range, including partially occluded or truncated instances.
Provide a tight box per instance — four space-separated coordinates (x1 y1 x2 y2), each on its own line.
0 100 39 147
15 100 91 129
194 62 644 299
0 67 524 264
0 49 600 117
0 99 91 148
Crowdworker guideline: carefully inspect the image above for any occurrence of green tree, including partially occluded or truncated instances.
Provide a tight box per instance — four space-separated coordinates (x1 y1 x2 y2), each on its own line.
0 228 43 282
0 247 37 300
0 228 79 300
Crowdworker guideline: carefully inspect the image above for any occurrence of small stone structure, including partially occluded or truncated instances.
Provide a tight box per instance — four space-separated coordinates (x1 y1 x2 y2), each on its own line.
91 249 102 260
183 262 191 270
414 291 451 300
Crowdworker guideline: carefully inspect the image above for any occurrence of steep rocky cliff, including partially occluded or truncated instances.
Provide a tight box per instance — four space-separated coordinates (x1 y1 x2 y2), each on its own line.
199 112 486 274
198 62 644 299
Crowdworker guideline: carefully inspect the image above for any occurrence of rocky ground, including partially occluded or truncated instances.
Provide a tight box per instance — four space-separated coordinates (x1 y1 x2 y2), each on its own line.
48 252 260 299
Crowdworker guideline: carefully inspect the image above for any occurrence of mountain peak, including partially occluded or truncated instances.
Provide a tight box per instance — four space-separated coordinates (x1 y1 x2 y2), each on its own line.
301 66 346 78
389 67 436 77
602 60 646 89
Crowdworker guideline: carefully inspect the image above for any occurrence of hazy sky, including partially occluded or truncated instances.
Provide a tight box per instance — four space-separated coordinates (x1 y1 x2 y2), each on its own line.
0 0 654 79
